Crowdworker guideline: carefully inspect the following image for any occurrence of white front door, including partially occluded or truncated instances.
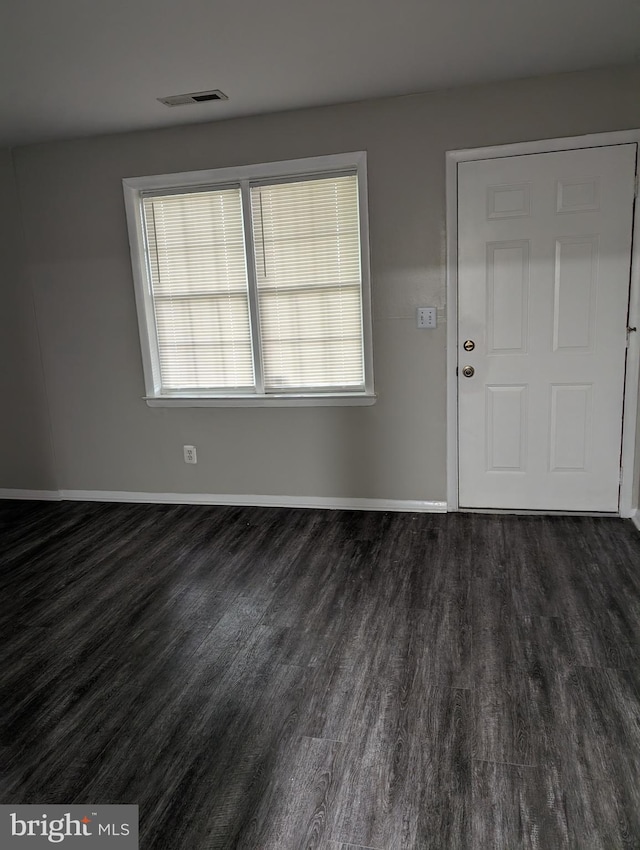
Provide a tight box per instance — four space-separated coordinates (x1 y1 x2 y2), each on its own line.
457 144 637 512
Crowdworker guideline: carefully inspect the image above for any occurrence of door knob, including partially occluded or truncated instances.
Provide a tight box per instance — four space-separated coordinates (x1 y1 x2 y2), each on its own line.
462 365 475 378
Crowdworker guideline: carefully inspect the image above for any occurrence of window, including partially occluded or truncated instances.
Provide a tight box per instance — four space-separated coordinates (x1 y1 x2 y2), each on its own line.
123 153 374 406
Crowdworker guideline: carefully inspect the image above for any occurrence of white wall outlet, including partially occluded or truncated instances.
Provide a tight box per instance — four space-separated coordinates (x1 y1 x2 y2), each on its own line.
183 445 197 464
417 307 437 329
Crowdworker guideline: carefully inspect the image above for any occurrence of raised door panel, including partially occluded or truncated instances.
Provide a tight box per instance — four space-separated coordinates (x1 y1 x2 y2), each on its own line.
485 385 528 471
549 384 592 472
486 241 530 354
553 237 598 353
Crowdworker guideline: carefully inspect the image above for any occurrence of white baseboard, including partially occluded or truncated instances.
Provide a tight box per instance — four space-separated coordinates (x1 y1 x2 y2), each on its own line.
0 488 61 501
1 487 634 522
57 489 448 513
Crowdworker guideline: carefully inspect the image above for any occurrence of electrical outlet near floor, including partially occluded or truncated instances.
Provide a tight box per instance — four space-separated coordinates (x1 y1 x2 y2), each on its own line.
183 445 197 464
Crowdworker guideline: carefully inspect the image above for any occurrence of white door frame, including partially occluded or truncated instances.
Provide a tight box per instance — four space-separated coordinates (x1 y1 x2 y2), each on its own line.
446 130 640 517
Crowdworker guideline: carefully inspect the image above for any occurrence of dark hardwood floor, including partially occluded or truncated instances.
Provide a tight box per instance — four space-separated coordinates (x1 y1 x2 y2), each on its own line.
1 500 640 849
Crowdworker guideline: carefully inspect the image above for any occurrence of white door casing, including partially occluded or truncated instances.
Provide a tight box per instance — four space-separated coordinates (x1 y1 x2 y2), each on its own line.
457 143 637 512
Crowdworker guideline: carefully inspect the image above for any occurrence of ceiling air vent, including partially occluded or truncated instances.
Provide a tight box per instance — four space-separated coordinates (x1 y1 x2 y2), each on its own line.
158 89 229 107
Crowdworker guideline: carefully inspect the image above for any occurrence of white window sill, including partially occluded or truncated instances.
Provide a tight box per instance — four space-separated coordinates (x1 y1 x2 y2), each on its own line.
144 393 377 408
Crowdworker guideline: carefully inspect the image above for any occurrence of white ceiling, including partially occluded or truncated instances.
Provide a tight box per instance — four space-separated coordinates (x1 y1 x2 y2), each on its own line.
2 0 639 147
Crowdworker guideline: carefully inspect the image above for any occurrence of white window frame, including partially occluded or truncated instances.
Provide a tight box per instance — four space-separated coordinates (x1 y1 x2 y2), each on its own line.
123 152 375 407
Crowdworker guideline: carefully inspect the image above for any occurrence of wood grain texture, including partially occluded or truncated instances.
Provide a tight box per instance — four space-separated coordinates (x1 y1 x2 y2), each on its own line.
472 760 569 849
1 502 640 848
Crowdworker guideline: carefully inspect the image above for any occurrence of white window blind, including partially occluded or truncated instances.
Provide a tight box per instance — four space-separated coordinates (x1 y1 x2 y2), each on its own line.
125 152 373 405
142 187 254 392
250 175 364 390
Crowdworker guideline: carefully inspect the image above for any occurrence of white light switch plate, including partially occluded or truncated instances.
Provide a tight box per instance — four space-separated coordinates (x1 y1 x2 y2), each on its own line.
417 307 437 328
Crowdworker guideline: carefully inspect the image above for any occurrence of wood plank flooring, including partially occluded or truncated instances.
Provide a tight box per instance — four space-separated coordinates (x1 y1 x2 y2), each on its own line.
1 501 640 848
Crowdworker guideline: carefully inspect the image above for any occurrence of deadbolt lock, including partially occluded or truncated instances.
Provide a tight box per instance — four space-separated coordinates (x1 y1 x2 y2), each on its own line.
462 365 475 378
463 339 475 351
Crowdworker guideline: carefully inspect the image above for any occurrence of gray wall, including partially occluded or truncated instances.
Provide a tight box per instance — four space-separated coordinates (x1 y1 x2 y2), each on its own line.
10 63 640 501
0 148 56 490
